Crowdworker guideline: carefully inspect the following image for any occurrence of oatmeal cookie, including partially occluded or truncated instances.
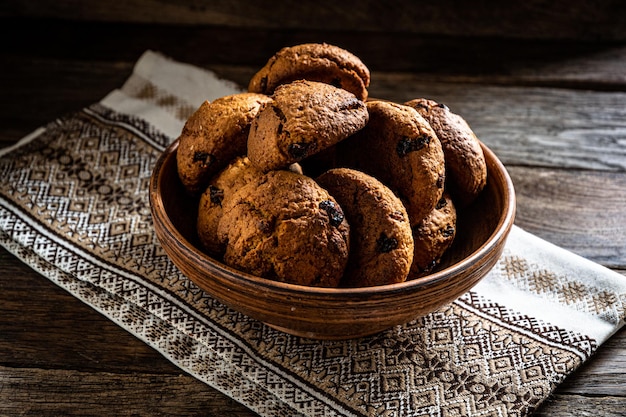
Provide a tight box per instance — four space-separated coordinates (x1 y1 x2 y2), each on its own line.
405 98 487 206
217 170 350 287
247 80 368 172
176 93 272 195
248 43 370 101
317 168 413 287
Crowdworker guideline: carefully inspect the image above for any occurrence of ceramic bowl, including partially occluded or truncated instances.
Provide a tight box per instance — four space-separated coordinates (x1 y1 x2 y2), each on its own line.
150 140 515 339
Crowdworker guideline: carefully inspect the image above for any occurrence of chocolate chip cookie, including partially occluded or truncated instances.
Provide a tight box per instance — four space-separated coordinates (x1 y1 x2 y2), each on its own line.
217 170 350 287
316 168 413 287
176 93 272 195
248 43 371 101
405 98 487 206
247 80 368 172
196 156 263 256
410 193 457 278
338 100 446 226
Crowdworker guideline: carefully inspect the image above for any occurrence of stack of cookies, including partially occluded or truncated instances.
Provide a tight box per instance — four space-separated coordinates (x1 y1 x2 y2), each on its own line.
175 43 487 288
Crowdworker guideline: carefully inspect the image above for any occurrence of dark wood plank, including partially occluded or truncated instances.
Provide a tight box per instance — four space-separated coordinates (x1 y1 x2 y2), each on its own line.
3 18 626 87
1 0 625 41
536 393 626 416
0 367 255 417
0 247 174 373
509 167 626 268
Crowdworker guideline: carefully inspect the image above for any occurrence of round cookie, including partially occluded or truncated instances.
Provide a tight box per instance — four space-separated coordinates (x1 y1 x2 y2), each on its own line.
316 168 413 287
405 98 487 206
337 100 446 226
409 193 457 278
197 156 263 256
247 80 368 172
248 43 371 101
217 170 350 287
176 93 272 195
197 157 303 256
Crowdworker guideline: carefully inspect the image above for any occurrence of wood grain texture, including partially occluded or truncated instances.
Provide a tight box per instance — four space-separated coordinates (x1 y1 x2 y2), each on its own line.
369 81 626 172
4 18 626 79
509 167 626 268
0 367 253 417
2 0 626 41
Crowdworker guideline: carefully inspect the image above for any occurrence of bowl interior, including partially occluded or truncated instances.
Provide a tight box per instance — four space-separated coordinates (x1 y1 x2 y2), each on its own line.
158 141 511 283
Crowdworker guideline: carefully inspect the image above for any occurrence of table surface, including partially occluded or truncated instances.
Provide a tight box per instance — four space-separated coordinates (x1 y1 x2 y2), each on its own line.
1 12 626 416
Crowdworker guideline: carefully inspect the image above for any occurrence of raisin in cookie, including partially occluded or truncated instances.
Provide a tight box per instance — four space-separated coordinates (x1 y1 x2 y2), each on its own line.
176 93 272 195
338 100 445 226
247 80 368 172
217 170 350 287
197 156 263 256
248 43 370 101
317 168 413 287
405 98 487 206
197 157 302 256
410 193 457 278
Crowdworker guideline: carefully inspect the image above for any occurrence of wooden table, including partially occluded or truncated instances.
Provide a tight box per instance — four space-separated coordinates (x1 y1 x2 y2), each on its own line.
1 4 625 415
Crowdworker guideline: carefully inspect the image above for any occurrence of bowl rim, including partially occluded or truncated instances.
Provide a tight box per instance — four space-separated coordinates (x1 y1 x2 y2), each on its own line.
150 139 516 299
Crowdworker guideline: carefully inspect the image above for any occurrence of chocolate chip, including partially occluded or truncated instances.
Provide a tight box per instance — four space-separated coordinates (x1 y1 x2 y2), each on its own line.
389 210 405 222
208 185 224 206
319 200 344 227
193 151 214 167
260 76 268 93
437 103 450 111
396 134 430 157
376 233 398 253
435 197 447 210
442 225 455 237
258 219 274 234
338 99 364 112
436 174 445 189
288 142 311 159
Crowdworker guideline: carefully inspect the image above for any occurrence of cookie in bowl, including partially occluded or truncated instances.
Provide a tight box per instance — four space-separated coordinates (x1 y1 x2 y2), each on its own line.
316 168 414 287
176 93 272 195
247 80 368 172
405 98 487 206
216 169 350 288
248 42 371 101
409 193 457 278
337 100 446 226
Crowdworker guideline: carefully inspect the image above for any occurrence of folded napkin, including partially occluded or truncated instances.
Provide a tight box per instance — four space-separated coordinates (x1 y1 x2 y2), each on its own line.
1 51 624 417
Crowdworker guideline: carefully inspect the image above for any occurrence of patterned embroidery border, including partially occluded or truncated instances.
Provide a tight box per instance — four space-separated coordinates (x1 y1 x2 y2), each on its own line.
0 227 308 417
457 292 597 360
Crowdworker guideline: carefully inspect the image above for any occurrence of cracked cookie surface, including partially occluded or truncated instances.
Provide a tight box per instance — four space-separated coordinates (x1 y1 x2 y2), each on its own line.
247 80 368 172
217 170 350 287
317 168 414 287
248 42 370 101
176 93 272 195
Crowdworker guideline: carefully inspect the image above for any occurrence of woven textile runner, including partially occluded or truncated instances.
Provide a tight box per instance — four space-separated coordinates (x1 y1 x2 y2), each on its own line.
1 51 624 417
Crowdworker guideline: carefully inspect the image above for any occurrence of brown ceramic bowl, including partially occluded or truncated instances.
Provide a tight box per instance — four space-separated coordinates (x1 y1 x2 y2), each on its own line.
150 139 515 340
